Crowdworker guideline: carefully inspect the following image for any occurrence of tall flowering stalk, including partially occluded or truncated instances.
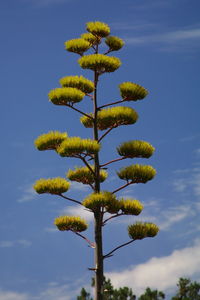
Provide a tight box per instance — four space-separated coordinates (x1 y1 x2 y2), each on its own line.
34 21 159 300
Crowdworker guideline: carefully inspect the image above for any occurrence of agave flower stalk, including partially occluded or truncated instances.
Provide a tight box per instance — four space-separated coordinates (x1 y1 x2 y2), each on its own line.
34 21 159 300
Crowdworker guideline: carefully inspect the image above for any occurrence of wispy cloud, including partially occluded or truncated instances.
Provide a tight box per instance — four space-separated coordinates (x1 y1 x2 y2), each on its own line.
70 181 90 192
44 227 57 233
179 133 200 142
115 202 191 231
106 239 200 295
0 240 32 248
158 205 191 230
173 165 200 197
59 205 93 222
0 290 28 300
17 185 37 203
124 27 200 52
0 278 85 300
27 0 71 7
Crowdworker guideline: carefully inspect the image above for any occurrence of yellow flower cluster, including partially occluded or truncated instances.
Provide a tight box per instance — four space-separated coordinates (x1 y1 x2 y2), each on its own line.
105 36 124 51
48 87 85 105
80 106 138 130
78 54 121 73
117 140 155 158
34 131 67 151
117 164 156 183
65 38 91 55
81 33 98 45
119 82 148 101
33 177 70 194
119 198 143 215
86 21 110 37
83 192 119 213
59 75 94 94
67 166 107 185
54 216 88 232
128 222 159 240
57 137 100 157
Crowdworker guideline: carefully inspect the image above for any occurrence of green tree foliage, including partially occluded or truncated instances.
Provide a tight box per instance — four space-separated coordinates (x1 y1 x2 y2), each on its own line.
171 278 200 300
78 277 200 300
77 277 136 300
77 288 93 300
138 287 165 300
34 21 159 300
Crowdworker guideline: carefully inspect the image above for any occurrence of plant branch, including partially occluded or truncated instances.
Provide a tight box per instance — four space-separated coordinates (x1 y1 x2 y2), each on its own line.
112 181 133 194
103 49 112 55
103 213 125 225
65 104 94 120
100 156 126 168
59 194 83 205
88 182 95 191
103 239 136 259
86 93 94 100
80 155 96 176
98 99 126 110
72 230 95 248
98 126 115 143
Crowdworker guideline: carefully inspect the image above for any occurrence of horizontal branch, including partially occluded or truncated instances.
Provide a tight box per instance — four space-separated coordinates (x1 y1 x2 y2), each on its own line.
65 104 94 120
103 239 136 259
98 98 126 110
100 156 126 168
112 181 133 194
103 213 125 225
59 194 83 205
72 230 95 248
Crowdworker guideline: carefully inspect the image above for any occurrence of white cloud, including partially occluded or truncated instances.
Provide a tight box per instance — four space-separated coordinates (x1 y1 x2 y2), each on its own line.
70 181 90 192
158 205 190 230
27 0 71 7
106 239 200 295
44 227 57 233
173 165 200 198
59 205 94 222
0 290 28 300
0 240 31 248
17 240 32 247
0 279 85 300
17 186 37 203
0 241 15 248
125 27 200 51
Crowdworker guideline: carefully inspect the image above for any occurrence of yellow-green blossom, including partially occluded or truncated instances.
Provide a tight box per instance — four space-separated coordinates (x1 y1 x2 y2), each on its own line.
78 54 121 73
54 216 88 232
117 140 155 158
34 177 70 194
80 106 138 130
119 82 148 101
117 164 156 183
128 222 159 240
34 131 67 151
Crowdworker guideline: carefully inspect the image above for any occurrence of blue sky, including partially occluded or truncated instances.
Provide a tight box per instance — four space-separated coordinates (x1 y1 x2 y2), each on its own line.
1 0 200 299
